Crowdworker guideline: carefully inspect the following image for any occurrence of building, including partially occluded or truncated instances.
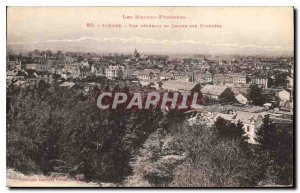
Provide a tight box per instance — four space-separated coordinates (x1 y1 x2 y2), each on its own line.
279 100 293 112
40 62 53 72
173 72 186 80
161 80 201 93
193 74 212 86
133 48 140 58
215 111 264 144
212 74 224 85
25 72 39 87
212 73 245 86
26 63 41 71
132 70 141 78
233 111 264 144
252 76 268 88
13 80 26 88
200 63 210 71
269 110 293 126
201 85 235 102
105 65 126 80
235 93 248 104
139 79 160 89
137 69 157 80
223 74 234 85
38 72 53 84
60 81 77 89
6 69 18 81
203 73 213 82
79 66 91 77
233 74 247 86
67 68 80 78
278 89 291 101
159 71 173 80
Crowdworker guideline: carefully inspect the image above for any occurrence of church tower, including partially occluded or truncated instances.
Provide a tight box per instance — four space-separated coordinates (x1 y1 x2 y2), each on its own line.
133 48 140 58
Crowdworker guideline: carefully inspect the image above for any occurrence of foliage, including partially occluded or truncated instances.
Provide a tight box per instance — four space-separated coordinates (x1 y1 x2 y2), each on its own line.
255 116 293 185
126 120 264 187
212 117 246 140
7 84 163 183
249 84 266 106
6 83 293 186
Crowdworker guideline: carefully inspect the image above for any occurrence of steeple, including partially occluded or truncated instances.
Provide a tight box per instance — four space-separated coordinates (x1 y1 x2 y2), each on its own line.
134 48 140 58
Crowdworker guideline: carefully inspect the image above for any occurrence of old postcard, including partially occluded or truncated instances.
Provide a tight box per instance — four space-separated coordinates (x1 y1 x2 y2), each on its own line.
6 7 294 187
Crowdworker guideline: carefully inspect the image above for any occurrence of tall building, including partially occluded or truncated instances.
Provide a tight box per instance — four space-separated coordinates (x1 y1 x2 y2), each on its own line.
133 48 140 58
105 65 126 80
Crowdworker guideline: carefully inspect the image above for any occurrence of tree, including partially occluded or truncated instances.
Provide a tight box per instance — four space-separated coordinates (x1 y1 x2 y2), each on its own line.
212 117 246 141
126 120 265 187
56 50 65 60
45 50 53 58
249 84 266 106
255 116 293 185
77 56 84 63
169 123 263 187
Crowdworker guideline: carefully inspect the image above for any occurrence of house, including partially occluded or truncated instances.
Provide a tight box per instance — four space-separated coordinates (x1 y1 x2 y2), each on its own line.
140 79 153 87
201 85 235 102
230 86 249 98
287 75 293 89
213 73 244 86
40 62 53 72
13 80 26 88
173 72 186 80
139 79 160 89
203 73 213 82
79 65 91 77
105 65 126 80
233 74 247 86
235 93 248 104
37 72 53 84
223 74 234 85
279 100 293 112
132 70 140 78
60 81 77 89
25 72 39 86
67 68 80 78
198 79 214 86
212 74 224 85
278 90 291 101
7 69 19 81
234 111 264 144
161 80 201 92
214 111 264 144
137 69 156 80
26 63 41 71
176 75 191 83
269 110 293 126
252 76 268 88
159 71 173 80
263 103 272 109
194 74 212 86
200 63 210 71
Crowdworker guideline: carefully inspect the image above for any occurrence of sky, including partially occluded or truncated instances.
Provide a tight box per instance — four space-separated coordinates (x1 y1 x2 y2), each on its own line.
7 7 294 56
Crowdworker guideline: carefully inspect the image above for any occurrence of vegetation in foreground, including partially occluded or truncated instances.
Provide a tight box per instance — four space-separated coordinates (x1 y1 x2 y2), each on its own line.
7 82 293 187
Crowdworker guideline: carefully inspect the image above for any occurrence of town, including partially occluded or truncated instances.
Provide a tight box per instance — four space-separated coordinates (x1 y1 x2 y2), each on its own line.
6 48 294 145
6 5 295 188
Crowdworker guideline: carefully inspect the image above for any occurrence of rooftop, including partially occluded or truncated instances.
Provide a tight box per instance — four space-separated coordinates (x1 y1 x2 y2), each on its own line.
201 85 228 96
162 80 200 91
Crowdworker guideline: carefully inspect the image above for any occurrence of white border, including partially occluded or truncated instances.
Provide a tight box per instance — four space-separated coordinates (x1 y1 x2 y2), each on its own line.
0 0 297 192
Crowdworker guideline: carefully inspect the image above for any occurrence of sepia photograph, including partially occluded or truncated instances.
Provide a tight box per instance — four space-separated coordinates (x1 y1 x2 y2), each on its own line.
6 6 294 188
